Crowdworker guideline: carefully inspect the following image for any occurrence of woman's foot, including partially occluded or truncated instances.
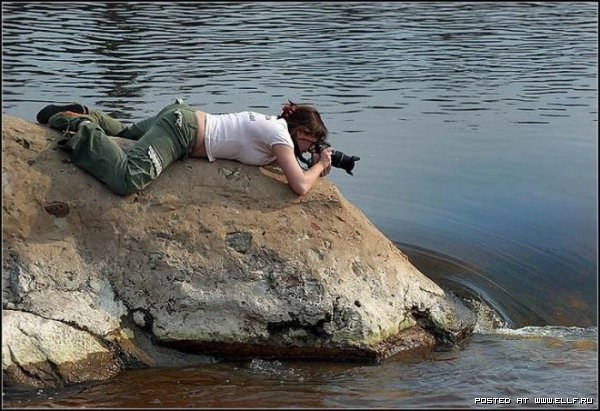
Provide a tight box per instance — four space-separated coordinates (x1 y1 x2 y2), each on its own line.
36 103 88 124
47 111 94 134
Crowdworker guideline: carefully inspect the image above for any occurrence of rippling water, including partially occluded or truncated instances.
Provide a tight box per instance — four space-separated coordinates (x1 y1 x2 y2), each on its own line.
2 1 597 408
3 327 598 408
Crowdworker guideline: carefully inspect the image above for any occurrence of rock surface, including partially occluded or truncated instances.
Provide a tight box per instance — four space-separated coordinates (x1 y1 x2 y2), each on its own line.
2 115 476 389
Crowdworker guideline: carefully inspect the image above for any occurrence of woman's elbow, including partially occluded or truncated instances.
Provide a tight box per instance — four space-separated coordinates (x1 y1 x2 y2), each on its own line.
290 181 311 196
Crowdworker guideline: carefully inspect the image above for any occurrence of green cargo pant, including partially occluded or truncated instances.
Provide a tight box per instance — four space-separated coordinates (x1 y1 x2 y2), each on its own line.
61 99 199 196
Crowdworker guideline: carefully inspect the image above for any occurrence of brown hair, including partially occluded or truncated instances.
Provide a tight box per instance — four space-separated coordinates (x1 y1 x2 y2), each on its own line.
279 100 328 142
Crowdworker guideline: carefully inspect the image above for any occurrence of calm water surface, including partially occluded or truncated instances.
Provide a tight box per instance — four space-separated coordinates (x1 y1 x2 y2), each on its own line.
2 1 597 408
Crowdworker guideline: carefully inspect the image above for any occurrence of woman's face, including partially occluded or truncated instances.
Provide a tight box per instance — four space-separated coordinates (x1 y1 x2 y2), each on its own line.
295 130 319 153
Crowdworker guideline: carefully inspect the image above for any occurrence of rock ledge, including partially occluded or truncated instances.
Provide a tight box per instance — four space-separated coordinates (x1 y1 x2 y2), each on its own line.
2 115 475 389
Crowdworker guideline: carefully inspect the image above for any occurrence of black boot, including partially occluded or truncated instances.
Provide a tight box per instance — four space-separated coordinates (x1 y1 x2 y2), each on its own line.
36 103 88 124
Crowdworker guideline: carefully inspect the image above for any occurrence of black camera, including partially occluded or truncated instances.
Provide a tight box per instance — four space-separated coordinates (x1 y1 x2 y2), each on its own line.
312 142 360 176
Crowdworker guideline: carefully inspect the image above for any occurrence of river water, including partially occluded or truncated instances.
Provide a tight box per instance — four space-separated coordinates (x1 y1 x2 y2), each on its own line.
2 1 597 408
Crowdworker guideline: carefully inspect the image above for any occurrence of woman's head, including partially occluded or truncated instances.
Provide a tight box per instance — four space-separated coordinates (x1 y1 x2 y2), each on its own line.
279 100 328 154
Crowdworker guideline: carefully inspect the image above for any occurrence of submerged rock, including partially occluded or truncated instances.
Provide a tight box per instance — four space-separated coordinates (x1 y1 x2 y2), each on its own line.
2 115 476 389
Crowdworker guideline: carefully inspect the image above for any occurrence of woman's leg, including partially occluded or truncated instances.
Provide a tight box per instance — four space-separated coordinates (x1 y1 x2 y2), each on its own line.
59 105 196 196
119 99 188 140
39 98 189 140
96 99 190 140
85 109 129 137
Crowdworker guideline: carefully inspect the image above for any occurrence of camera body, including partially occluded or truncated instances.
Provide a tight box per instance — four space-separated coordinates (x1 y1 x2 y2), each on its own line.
313 142 360 176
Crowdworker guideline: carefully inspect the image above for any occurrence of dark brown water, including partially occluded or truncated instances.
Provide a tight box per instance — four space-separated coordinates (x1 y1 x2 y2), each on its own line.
2 1 597 408
3 328 598 409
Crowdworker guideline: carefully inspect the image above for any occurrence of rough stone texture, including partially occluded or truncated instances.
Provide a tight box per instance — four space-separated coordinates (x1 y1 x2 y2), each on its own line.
2 310 120 388
2 115 476 389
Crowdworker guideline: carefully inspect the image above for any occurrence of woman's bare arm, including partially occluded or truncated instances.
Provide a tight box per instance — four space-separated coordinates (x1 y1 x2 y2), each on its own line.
272 144 332 195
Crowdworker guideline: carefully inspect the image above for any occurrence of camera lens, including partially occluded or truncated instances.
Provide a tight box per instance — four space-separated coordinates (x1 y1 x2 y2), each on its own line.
331 150 360 175
306 144 360 175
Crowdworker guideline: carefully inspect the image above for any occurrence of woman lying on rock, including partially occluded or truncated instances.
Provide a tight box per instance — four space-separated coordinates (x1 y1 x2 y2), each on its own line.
36 99 332 196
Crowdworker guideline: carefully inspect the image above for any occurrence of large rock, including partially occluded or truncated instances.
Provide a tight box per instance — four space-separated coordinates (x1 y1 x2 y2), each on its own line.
2 115 476 389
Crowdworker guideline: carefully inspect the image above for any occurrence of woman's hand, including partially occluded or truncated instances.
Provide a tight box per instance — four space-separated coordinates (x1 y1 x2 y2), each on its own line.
273 144 329 196
314 148 332 177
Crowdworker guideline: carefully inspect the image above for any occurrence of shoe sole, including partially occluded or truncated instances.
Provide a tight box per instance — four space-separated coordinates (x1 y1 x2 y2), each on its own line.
37 103 86 124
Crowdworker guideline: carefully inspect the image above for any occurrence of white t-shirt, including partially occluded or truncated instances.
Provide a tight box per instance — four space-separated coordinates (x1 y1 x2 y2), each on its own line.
204 111 294 166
